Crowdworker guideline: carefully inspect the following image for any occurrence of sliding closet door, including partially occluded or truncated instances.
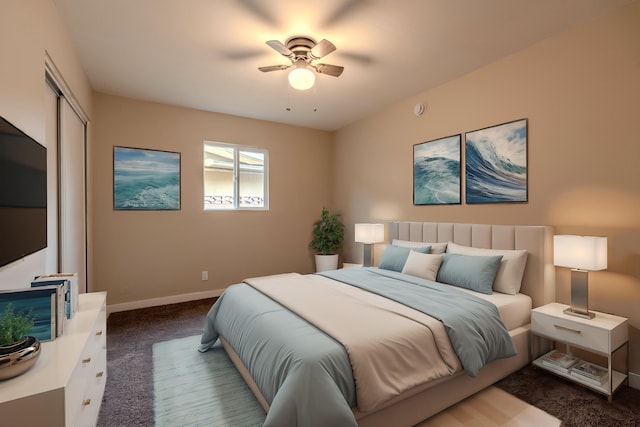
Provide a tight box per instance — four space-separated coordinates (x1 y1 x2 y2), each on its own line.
44 83 59 274
59 98 87 293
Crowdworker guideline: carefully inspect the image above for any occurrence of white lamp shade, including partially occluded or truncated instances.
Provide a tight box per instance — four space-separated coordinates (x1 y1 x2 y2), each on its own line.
355 223 384 244
554 235 607 271
288 66 315 90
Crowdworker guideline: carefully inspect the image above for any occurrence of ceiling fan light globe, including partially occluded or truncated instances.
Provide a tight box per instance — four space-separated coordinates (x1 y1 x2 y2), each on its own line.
288 67 315 90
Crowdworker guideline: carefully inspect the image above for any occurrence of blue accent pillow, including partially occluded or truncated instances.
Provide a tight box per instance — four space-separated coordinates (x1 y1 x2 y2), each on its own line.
436 253 503 294
378 245 431 272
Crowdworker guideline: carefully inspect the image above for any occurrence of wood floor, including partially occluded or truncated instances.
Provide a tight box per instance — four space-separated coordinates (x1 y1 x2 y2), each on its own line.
415 386 561 427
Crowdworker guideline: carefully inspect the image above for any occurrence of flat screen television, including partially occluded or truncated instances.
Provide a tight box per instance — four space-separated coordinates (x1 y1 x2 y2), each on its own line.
0 116 47 268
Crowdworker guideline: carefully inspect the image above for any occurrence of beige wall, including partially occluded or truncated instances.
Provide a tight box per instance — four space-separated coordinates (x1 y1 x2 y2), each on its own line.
335 2 640 373
91 93 334 305
0 0 92 287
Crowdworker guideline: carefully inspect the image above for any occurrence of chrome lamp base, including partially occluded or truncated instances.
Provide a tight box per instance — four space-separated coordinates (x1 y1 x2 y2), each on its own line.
362 243 373 267
564 269 596 320
563 307 595 319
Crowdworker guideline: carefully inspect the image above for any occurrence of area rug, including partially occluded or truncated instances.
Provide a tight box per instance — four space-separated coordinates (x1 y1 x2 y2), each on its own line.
154 336 562 427
153 335 266 427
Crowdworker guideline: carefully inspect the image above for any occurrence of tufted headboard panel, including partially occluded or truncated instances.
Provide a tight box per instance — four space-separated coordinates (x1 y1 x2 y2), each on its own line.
388 222 555 308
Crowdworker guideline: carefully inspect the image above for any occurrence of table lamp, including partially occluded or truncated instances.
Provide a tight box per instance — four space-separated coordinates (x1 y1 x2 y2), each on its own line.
355 224 384 267
554 235 607 319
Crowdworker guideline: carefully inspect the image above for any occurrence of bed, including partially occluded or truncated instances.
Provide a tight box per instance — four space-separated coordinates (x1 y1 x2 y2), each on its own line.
199 222 555 426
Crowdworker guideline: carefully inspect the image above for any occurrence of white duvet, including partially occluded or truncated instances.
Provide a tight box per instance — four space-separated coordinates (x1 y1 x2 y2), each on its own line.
245 273 462 413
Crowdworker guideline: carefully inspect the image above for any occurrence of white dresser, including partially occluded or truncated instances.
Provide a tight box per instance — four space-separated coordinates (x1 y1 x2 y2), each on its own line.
0 292 107 426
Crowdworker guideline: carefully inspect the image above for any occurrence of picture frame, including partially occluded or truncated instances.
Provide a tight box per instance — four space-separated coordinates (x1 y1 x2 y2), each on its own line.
113 146 181 210
413 134 461 205
465 118 528 204
0 287 59 342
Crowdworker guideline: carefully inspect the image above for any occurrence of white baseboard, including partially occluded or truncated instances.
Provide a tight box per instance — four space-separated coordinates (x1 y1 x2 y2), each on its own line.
629 372 640 391
107 289 224 315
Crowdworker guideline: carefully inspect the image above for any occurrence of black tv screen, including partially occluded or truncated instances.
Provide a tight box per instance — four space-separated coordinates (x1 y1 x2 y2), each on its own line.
0 116 47 267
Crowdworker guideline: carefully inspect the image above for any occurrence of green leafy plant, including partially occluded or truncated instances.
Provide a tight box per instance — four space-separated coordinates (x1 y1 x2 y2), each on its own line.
310 207 345 255
0 304 35 346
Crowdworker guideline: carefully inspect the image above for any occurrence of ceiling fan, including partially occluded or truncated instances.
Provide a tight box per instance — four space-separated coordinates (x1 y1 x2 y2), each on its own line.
259 36 344 90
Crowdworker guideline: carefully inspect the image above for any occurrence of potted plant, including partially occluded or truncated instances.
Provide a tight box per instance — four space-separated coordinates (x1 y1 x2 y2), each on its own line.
0 303 41 380
310 207 345 272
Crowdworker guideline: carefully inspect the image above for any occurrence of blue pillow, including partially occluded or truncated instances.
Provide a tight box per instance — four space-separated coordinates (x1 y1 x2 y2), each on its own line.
436 253 503 294
378 245 431 272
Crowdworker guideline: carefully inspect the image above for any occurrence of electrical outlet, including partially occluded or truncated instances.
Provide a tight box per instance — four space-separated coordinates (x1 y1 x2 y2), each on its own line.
201 271 208 281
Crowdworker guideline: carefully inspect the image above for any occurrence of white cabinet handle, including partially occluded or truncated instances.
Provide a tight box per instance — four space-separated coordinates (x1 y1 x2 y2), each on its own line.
82 399 91 406
95 330 103 336
82 357 91 364
96 371 104 378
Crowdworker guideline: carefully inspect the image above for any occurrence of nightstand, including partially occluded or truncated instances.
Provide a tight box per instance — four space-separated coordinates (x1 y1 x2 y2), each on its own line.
342 262 363 268
531 302 628 401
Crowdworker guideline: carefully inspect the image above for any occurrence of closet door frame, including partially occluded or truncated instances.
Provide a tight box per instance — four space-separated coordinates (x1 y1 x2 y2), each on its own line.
45 53 91 293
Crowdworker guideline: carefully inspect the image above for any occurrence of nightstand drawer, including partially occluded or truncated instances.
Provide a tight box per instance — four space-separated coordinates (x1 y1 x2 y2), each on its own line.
532 311 609 353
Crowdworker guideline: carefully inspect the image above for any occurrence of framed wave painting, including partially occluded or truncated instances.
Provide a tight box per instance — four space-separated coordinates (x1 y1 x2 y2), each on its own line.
113 146 181 210
413 134 461 205
465 119 528 204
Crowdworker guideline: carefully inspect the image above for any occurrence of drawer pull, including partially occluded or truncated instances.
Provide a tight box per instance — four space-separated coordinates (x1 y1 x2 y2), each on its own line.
82 357 92 364
554 324 581 334
95 330 103 336
82 399 91 406
96 371 104 378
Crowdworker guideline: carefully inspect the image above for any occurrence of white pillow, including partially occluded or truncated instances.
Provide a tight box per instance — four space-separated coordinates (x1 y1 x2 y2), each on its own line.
446 242 528 295
392 239 448 254
401 252 443 281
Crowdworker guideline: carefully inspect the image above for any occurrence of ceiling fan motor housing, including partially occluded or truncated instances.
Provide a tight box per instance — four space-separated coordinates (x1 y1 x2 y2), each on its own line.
285 36 316 59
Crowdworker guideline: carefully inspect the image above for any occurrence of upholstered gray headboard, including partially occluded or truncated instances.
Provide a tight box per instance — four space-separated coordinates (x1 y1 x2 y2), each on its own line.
388 222 555 308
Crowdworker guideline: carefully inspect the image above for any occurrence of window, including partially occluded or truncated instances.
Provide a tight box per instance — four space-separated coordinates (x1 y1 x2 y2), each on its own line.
203 141 269 210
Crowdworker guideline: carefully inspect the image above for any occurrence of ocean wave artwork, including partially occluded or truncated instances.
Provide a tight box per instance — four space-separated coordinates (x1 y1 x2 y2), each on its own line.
0 288 56 341
114 147 181 210
414 135 461 205
465 119 527 203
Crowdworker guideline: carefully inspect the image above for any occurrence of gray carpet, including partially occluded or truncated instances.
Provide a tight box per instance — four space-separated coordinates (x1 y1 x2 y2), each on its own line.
496 365 640 427
98 298 217 426
98 298 640 426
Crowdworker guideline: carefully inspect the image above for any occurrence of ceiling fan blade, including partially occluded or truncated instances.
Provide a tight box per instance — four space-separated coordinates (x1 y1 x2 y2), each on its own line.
238 0 279 27
321 0 367 27
310 39 336 60
221 49 265 61
266 40 293 57
258 64 291 72
314 63 344 77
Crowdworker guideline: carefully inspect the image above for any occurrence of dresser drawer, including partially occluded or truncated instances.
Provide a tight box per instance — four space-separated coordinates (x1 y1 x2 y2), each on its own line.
532 310 609 353
65 298 107 426
74 364 106 427
76 300 107 427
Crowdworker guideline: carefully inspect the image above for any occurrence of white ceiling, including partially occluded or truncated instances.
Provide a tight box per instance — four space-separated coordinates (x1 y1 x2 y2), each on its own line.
53 0 632 131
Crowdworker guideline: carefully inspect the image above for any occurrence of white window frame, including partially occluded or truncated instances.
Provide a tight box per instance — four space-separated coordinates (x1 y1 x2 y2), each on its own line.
203 141 269 211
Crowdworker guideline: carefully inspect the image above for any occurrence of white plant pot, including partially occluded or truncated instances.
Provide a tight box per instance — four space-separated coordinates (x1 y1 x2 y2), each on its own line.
315 254 339 272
